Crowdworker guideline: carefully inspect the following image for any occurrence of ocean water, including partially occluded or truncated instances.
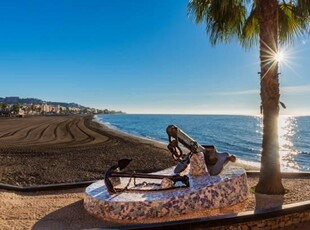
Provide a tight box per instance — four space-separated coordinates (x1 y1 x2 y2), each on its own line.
95 114 310 172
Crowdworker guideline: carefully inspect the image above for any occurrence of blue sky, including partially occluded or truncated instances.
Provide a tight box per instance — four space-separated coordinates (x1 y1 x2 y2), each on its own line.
1 0 310 115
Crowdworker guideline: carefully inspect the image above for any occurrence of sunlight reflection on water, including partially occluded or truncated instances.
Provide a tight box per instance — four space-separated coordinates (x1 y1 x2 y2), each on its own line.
278 116 300 171
254 115 306 171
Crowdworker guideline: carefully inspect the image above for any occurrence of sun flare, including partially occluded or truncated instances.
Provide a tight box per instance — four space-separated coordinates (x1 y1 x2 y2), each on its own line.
274 50 285 63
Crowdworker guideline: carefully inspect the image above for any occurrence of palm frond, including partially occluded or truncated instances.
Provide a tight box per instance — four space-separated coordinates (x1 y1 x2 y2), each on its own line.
188 0 310 47
188 0 248 46
240 3 259 48
188 0 211 23
278 2 309 44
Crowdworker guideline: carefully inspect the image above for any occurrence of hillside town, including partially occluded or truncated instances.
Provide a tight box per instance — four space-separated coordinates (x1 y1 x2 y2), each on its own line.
0 97 123 117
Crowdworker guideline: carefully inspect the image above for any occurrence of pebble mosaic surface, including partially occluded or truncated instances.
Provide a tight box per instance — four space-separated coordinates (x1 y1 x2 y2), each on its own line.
84 166 248 222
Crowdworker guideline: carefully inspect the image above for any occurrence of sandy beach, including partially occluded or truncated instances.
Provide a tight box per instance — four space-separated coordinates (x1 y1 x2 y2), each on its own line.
0 115 176 186
0 115 310 229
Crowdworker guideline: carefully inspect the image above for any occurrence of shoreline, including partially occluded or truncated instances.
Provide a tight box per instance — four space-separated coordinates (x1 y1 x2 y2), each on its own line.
93 114 170 147
91 115 259 170
91 114 169 150
93 114 261 171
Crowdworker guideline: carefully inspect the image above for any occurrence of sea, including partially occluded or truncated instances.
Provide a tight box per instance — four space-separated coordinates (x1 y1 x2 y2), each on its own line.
95 114 310 172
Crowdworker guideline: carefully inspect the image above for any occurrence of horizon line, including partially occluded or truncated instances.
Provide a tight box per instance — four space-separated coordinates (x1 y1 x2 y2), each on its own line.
99 112 310 117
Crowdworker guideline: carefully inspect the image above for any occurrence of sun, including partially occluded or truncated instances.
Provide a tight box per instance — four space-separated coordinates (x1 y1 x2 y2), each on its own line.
274 50 285 63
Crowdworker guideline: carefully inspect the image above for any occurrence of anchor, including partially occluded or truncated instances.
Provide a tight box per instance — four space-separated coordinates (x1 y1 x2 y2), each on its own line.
104 159 190 194
167 125 236 175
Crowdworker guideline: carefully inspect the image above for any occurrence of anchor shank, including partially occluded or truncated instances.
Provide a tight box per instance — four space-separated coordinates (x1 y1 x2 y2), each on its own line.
110 172 186 182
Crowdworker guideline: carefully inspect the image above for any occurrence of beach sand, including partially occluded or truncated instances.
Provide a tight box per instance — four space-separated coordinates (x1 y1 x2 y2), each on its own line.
0 115 175 186
0 115 309 229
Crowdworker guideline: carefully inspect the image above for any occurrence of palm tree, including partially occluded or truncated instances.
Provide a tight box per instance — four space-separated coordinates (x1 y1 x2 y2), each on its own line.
188 0 309 194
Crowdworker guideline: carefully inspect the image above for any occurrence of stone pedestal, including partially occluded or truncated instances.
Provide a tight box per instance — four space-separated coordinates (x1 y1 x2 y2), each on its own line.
84 166 248 223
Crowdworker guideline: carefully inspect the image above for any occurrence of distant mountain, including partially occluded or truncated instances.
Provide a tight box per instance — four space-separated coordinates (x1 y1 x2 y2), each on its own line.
47 101 83 108
0 97 86 108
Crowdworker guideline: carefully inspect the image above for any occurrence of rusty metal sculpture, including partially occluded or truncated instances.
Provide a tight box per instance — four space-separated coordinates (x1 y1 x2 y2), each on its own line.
166 125 236 175
103 125 236 194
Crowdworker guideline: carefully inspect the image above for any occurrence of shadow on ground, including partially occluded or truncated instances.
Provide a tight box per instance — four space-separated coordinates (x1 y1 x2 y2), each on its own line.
32 200 119 230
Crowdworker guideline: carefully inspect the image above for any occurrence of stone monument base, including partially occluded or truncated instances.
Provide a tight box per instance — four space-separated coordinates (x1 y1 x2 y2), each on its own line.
84 166 248 223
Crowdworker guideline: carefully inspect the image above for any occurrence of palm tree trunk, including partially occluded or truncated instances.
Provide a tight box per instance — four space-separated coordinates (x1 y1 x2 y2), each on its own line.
255 0 285 194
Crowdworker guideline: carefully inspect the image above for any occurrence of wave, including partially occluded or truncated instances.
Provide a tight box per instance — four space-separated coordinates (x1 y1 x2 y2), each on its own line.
94 117 121 132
